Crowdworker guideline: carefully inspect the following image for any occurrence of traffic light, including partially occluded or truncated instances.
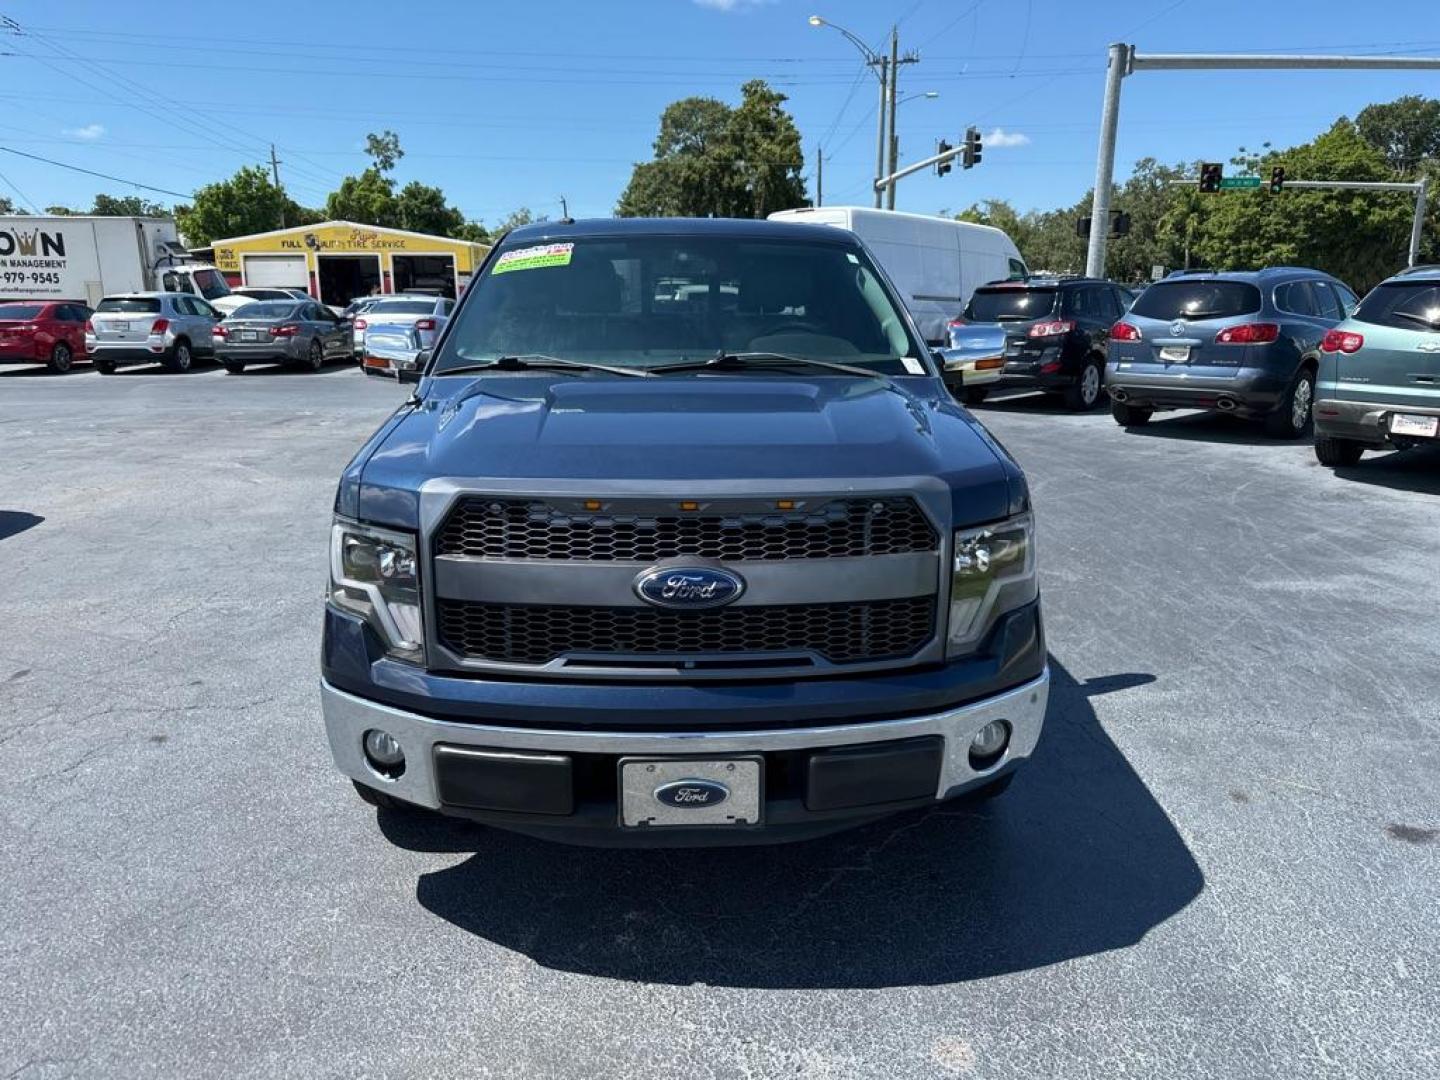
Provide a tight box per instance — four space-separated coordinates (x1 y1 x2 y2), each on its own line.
962 126 982 169
1270 165 1286 194
1076 216 1092 239
1199 162 1223 194
936 140 953 177
1112 211 1132 236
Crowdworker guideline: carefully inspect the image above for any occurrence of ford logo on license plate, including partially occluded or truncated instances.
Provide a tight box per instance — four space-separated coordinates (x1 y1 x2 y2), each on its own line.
634 566 745 609
654 779 730 808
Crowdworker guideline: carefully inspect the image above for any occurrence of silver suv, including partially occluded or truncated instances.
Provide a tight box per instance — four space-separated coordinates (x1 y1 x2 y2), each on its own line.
86 292 221 374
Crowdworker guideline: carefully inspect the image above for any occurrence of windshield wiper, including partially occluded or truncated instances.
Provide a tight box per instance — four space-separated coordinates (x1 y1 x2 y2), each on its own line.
435 354 652 378
650 351 890 379
1391 310 1440 330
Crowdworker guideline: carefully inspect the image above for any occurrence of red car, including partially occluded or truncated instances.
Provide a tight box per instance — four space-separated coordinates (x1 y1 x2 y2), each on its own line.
0 300 92 373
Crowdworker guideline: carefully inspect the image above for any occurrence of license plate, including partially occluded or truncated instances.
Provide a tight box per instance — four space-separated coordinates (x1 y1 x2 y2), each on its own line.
112 321 130 332
238 330 259 342
1160 345 1190 363
619 756 762 828
1390 413 1439 438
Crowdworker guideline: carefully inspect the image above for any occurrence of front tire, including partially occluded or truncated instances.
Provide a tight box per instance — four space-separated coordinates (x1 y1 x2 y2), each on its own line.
48 342 74 374
1265 367 1315 439
1064 357 1104 411
962 386 990 405
1111 399 1152 426
164 340 193 373
1315 435 1365 467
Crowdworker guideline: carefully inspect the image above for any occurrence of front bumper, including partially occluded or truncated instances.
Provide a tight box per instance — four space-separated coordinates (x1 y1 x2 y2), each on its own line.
1315 397 1440 447
322 667 1049 844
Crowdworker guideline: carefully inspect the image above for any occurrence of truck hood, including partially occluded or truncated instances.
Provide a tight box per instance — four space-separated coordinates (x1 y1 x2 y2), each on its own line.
343 373 1025 530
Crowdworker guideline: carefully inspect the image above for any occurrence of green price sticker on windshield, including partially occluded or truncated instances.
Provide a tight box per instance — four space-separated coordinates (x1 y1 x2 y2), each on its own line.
493 242 575 274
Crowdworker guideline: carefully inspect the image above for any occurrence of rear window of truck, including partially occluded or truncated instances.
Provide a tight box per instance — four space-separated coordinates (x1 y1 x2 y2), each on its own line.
1131 281 1262 321
1353 281 1440 331
96 298 162 314
965 288 1057 322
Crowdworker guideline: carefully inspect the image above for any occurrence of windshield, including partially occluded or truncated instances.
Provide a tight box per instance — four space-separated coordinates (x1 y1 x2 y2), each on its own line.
1131 280 1262 321
0 303 44 320
964 287 1057 322
1353 281 1440 330
431 235 927 375
231 302 302 320
369 299 436 316
96 297 161 314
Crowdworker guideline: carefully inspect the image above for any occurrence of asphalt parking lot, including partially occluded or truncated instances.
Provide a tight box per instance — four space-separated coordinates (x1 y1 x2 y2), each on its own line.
2 362 1436 1080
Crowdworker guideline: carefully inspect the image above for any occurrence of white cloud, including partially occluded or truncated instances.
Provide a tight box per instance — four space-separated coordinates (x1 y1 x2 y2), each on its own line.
63 123 106 141
985 128 1030 148
693 0 771 11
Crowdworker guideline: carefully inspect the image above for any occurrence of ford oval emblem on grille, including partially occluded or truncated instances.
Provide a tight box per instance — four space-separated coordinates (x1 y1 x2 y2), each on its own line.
654 779 730 808
634 566 745 609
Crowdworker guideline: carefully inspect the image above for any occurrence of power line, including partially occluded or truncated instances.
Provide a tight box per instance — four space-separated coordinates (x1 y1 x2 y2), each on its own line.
0 166 38 212
0 146 192 199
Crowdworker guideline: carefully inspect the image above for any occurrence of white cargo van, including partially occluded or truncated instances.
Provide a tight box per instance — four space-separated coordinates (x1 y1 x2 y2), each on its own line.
768 207 1027 344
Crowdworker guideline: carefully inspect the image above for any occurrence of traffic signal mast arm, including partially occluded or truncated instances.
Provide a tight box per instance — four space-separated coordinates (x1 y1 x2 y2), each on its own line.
874 142 965 192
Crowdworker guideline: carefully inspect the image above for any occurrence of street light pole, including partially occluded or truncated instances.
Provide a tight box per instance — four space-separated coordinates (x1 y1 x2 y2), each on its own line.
885 27 900 210
809 15 889 208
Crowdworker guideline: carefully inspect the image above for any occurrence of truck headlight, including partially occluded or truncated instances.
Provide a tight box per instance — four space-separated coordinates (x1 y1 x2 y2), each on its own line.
329 518 424 663
947 512 1036 656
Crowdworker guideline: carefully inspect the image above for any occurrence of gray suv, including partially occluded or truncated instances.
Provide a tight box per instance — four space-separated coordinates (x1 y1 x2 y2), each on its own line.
1105 268 1358 438
85 292 221 374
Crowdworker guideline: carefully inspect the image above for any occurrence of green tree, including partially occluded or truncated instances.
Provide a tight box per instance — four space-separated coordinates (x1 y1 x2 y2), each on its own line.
455 221 492 245
91 194 168 216
174 166 291 246
1356 95 1440 173
44 205 79 216
0 196 14 215
617 80 806 218
365 130 404 173
325 168 399 227
394 181 465 236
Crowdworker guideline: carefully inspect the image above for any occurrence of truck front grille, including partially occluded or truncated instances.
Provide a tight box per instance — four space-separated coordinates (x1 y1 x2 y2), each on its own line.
437 597 936 667
435 497 937 562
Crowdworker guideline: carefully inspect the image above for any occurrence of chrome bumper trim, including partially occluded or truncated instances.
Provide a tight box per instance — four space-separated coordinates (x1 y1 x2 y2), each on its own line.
321 668 1050 812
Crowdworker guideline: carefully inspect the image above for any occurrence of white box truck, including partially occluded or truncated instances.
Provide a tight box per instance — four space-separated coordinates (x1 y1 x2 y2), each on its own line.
767 207 1027 344
0 216 230 308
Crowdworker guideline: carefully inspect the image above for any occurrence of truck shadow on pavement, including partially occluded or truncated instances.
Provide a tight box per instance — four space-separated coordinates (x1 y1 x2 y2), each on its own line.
0 511 43 541
381 659 1203 988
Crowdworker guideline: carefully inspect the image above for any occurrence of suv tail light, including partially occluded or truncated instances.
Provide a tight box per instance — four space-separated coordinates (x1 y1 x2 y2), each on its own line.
353 318 368 331
1110 321 1141 341
84 319 95 334
273 324 300 337
414 318 437 331
1321 329 1364 354
150 318 170 335
1214 322 1279 344
1028 320 1074 338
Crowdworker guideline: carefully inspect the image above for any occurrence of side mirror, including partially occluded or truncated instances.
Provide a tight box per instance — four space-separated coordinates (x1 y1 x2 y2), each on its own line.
397 349 429 384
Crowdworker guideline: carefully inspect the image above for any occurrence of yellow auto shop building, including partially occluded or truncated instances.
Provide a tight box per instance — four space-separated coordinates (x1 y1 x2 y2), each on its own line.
209 221 490 307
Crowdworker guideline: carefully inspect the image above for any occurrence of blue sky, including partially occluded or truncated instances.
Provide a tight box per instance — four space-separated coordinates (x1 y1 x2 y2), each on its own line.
1 0 1438 227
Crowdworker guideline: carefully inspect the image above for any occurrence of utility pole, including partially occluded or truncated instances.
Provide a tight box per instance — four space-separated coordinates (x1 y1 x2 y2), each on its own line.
559 195 570 220
883 27 920 210
269 144 285 229
815 145 823 207
874 53 889 209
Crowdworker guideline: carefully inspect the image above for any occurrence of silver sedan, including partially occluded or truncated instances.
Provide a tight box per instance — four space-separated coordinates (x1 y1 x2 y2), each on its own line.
215 301 352 374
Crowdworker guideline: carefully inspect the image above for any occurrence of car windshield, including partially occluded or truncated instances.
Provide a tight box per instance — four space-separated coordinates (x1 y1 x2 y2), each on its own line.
96 297 162 314
369 299 436 316
232 302 302 320
964 288 1057 322
1353 281 1440 331
1131 280 1262 320
0 303 44 320
432 235 926 375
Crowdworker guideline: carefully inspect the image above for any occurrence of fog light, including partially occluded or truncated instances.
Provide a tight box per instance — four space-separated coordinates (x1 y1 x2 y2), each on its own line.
363 729 406 777
968 720 1010 768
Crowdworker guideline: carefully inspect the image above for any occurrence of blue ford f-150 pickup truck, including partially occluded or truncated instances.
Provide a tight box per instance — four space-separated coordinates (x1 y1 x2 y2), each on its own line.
322 217 1049 845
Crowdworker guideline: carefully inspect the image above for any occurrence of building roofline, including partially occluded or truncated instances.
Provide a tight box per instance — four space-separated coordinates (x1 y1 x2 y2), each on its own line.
208 219 488 246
